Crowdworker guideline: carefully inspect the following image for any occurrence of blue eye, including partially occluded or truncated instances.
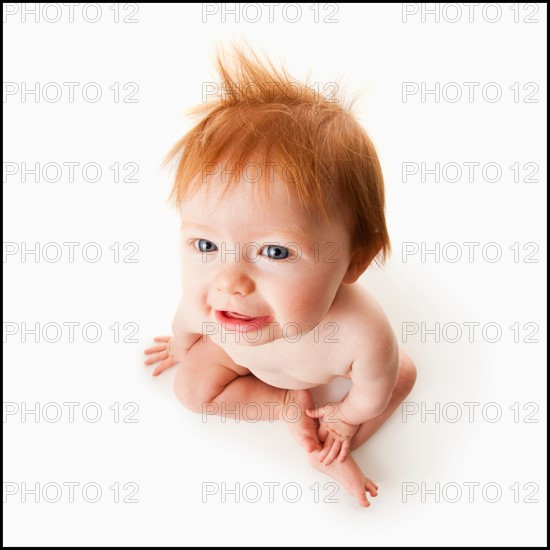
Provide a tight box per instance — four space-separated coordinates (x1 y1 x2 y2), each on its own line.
194 239 218 253
261 245 289 260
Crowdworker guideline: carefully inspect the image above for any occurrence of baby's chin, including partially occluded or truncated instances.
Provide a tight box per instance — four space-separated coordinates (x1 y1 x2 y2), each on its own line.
224 322 319 347
202 323 296 347
203 314 321 348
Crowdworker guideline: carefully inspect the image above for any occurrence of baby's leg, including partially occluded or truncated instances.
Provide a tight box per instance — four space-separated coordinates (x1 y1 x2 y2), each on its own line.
173 336 321 452
350 347 417 451
306 451 378 508
300 348 416 506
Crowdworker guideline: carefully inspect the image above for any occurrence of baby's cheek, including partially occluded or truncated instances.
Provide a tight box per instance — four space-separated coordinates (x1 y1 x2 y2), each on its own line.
181 272 205 306
276 276 334 325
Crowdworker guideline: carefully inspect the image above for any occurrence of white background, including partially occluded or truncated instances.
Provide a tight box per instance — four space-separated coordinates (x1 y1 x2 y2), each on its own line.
3 2 547 546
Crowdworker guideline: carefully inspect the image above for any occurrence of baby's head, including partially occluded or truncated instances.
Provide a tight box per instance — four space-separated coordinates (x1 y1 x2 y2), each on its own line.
165 46 390 344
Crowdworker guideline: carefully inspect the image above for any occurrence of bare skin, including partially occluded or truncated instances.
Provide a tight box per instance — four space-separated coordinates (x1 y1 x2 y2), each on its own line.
144 171 418 507
307 451 379 508
145 336 323 453
144 335 416 507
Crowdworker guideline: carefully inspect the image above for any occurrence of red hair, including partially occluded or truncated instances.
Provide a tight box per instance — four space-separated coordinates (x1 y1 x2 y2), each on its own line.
164 45 390 266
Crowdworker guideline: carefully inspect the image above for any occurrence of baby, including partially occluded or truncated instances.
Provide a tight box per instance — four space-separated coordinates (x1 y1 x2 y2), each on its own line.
145 46 417 507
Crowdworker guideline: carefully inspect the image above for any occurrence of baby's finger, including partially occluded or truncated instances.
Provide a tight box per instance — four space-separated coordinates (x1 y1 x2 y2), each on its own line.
144 345 166 355
144 350 169 365
322 440 341 466
153 336 171 342
153 356 178 376
338 440 350 463
318 436 334 461
305 407 324 419
318 423 329 442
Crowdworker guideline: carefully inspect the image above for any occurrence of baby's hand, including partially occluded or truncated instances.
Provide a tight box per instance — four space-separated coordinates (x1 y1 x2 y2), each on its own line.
306 403 360 466
144 336 179 376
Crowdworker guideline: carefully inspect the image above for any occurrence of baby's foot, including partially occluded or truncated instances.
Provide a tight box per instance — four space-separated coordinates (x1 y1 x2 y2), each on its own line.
307 451 378 508
282 389 322 453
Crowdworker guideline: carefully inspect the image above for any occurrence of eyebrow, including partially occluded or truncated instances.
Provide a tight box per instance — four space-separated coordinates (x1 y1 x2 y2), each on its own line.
180 222 309 243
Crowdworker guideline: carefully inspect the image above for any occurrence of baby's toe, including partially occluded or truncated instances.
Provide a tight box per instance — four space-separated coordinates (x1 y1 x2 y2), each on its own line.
365 479 378 497
355 490 371 508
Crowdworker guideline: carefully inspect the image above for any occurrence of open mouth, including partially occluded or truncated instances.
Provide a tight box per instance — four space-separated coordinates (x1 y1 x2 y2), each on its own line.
225 311 256 320
215 310 271 331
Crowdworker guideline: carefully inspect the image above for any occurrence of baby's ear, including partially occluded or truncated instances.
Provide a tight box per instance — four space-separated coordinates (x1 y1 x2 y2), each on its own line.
342 248 375 284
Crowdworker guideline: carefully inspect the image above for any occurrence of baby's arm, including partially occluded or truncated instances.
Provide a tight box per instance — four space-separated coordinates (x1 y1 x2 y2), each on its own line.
144 297 201 376
307 323 399 463
338 331 399 425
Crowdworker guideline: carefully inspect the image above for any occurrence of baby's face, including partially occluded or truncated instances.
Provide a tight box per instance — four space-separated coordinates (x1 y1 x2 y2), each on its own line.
179 168 353 345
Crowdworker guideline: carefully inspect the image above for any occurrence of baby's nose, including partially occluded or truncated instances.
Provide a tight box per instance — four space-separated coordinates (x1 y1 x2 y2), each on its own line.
213 264 255 296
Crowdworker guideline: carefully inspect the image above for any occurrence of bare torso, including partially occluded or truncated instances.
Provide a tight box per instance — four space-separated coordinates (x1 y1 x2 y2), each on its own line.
175 284 392 391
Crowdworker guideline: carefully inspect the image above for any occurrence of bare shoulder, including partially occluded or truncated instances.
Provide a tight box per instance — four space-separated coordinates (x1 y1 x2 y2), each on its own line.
172 294 202 335
328 284 398 367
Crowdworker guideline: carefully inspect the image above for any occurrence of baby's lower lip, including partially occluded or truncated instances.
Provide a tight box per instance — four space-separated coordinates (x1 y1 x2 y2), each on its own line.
214 310 271 331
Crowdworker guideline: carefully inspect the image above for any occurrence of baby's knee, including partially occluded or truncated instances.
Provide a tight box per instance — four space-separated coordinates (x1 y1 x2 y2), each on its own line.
173 366 217 415
397 350 417 396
